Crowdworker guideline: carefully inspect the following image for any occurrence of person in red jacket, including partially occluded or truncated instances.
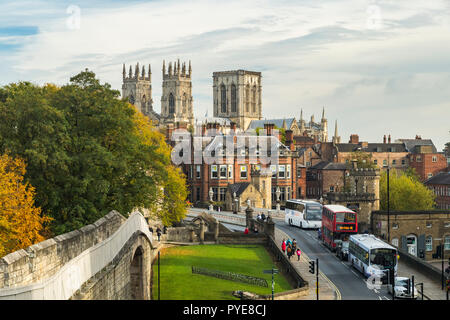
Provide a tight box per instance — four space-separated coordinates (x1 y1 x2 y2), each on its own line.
244 227 249 234
281 239 286 254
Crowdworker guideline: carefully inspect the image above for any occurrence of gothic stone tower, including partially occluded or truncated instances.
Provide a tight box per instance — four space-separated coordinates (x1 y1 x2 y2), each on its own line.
122 63 159 123
213 70 262 130
160 59 194 127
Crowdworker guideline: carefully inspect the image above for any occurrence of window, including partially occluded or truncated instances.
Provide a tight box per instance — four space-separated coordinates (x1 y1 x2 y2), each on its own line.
262 180 266 192
228 165 233 179
383 159 387 166
196 165 201 179
271 165 277 177
196 187 200 201
287 165 291 178
252 86 257 113
278 165 285 178
391 238 399 247
401 159 406 165
330 186 334 192
211 165 218 179
445 236 450 250
427 173 433 179
426 221 432 228
240 165 247 179
219 188 226 201
231 84 237 113
297 167 302 178
169 93 175 114
306 161 311 167
425 236 432 251
212 187 218 201
432 156 437 163
245 85 250 112
392 159 396 165
298 187 302 197
392 223 399 230
416 155 422 162
374 159 378 165
219 165 227 179
220 84 227 113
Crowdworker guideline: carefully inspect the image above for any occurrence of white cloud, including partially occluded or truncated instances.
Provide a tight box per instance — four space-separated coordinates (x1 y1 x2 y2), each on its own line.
1 0 450 150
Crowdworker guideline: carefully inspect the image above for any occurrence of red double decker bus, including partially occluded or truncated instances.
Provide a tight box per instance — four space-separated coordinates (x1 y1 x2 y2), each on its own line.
322 205 358 251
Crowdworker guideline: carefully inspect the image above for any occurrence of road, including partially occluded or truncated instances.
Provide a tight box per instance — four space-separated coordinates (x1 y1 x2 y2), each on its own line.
274 218 392 300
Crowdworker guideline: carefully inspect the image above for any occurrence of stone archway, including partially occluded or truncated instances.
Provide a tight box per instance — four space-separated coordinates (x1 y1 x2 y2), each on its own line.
130 246 144 300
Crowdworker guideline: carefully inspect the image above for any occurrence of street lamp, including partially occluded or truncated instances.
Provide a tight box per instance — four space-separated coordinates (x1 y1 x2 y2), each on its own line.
387 152 391 243
209 187 214 211
276 187 281 211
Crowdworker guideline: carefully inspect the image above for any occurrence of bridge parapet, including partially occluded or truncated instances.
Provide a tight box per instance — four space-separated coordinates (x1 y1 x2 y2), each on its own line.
0 211 153 300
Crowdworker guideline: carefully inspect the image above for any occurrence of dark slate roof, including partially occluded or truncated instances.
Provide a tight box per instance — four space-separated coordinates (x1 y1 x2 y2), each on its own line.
247 118 295 130
293 135 315 142
310 161 347 170
424 172 450 185
228 182 251 197
336 143 407 153
398 139 437 153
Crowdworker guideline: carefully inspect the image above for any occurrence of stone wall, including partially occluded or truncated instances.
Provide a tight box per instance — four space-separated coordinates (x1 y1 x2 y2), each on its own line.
71 232 153 300
0 211 125 289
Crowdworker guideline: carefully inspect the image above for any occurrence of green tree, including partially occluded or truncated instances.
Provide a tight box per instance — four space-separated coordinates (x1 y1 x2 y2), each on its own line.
379 169 435 211
0 70 187 234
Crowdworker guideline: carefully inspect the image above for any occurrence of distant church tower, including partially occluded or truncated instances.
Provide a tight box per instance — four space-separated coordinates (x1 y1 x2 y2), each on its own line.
213 70 262 130
160 59 194 127
320 107 328 142
122 63 159 122
332 120 341 144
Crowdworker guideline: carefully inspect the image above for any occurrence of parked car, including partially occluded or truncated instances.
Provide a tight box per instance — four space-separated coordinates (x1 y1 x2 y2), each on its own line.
335 240 349 261
387 277 418 299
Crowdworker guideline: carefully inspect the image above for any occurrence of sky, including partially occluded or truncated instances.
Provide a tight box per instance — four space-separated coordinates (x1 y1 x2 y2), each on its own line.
0 0 449 151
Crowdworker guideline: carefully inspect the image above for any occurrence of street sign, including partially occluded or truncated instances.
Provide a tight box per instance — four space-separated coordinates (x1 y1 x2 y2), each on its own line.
263 269 279 274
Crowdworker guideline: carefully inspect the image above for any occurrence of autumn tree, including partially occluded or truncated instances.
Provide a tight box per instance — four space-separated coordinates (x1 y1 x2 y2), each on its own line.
0 70 188 234
0 154 51 257
379 169 435 211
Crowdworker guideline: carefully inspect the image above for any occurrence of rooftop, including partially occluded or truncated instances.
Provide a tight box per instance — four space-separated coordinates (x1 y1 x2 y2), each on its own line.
424 171 450 185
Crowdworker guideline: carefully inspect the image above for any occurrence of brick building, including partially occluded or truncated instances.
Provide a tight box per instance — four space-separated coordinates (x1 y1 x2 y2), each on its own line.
424 172 450 210
306 161 348 199
180 123 307 209
371 210 450 262
398 136 447 181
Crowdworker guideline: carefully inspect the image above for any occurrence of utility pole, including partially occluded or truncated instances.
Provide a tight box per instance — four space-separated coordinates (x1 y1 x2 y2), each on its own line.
316 258 319 301
158 250 160 300
387 152 390 243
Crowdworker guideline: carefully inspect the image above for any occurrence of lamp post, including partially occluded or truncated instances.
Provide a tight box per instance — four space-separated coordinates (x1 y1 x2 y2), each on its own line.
233 192 238 214
387 152 390 243
209 187 214 211
276 187 281 212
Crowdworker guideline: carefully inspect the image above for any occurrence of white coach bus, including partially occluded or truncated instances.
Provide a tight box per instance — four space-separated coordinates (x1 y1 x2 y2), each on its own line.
349 234 398 283
284 199 322 229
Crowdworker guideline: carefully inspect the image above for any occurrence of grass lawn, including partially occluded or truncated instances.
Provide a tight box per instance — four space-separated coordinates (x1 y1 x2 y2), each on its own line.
152 244 292 300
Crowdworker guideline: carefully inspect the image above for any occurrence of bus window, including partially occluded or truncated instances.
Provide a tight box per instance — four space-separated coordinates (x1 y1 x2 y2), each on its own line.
335 212 355 223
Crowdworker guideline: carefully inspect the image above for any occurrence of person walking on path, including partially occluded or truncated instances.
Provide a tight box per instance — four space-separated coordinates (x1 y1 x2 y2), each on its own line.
244 227 249 234
296 248 302 261
287 243 292 260
156 226 162 241
281 239 286 254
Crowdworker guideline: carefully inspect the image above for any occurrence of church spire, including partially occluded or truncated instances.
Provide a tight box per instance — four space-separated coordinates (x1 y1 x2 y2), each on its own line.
142 65 145 78
188 60 192 77
162 60 166 76
322 107 325 120
129 65 132 78
135 62 139 79
148 64 151 80
123 64 126 80
282 118 287 130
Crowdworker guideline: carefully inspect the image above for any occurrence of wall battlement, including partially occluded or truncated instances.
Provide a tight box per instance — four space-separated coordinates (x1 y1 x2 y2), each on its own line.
0 211 126 289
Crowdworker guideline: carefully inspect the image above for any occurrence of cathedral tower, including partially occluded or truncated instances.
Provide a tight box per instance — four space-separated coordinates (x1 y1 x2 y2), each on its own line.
212 70 262 130
160 59 194 127
122 63 157 120
320 107 328 142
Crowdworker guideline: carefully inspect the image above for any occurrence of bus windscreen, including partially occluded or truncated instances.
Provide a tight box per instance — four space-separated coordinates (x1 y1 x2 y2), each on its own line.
370 248 397 269
305 204 322 221
335 212 355 223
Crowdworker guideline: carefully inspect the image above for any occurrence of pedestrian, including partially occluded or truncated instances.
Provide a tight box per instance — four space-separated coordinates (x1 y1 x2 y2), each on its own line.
261 213 266 221
156 226 162 241
286 238 292 247
287 243 292 260
292 241 297 253
254 226 258 234
296 248 302 261
163 225 167 234
244 227 249 234
281 239 286 254
257 213 262 220
149 226 153 233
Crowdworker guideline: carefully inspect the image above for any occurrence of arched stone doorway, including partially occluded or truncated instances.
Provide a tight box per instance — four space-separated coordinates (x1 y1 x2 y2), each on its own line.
130 246 144 300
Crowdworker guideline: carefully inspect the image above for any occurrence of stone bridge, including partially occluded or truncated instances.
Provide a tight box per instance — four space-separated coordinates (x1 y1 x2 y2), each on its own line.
0 211 155 300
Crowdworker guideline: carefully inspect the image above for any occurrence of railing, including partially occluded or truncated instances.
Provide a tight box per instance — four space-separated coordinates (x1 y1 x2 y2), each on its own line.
0 211 152 300
192 266 268 287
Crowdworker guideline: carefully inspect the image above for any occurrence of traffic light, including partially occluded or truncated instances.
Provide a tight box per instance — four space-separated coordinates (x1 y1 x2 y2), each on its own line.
446 279 450 291
309 260 315 274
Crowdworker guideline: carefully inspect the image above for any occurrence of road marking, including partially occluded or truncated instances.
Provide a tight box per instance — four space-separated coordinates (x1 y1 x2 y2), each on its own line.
378 296 382 300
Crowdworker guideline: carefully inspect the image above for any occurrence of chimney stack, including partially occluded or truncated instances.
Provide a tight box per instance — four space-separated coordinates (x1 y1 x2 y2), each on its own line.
388 134 391 144
383 135 386 144
349 134 359 144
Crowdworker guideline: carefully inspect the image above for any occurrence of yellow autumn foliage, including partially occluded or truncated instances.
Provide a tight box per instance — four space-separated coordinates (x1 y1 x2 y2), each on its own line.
0 154 52 257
